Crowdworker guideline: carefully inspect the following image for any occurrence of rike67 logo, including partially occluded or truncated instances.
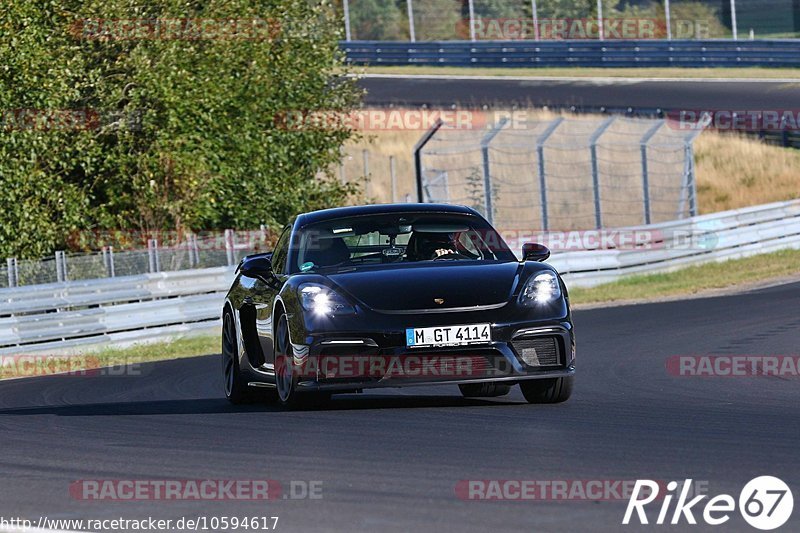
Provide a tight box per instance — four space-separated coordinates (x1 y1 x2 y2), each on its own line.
623 477 794 530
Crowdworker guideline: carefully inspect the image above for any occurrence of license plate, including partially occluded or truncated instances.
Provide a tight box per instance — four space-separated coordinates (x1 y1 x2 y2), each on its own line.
406 324 491 348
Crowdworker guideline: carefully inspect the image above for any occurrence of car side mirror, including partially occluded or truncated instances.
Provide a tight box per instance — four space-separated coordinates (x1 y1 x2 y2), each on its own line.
522 243 550 262
238 253 273 278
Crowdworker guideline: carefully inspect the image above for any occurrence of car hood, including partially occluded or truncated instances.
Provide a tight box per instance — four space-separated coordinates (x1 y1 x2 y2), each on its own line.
324 261 525 312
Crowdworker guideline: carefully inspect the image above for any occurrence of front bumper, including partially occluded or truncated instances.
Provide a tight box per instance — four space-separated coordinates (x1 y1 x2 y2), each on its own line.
290 311 575 392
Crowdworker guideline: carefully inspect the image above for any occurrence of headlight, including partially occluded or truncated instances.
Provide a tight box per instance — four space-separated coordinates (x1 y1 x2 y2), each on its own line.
299 283 355 316
518 271 562 305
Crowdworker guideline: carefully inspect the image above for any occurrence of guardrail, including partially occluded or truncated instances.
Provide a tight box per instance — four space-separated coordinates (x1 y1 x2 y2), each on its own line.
545 199 800 287
1 200 798 354
342 40 800 68
0 267 233 355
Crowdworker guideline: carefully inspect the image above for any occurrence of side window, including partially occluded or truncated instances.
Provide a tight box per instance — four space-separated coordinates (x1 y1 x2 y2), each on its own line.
271 226 291 275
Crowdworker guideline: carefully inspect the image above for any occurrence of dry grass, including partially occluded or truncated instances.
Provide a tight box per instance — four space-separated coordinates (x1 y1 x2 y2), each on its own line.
693 133 800 213
343 109 800 223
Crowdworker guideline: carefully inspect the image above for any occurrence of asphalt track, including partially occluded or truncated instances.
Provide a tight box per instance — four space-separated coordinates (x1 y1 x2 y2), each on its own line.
1 282 799 532
360 75 800 111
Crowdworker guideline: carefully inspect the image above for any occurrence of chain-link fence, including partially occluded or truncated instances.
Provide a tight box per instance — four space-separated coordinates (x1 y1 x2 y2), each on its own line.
341 0 800 41
2 230 270 289
415 113 706 231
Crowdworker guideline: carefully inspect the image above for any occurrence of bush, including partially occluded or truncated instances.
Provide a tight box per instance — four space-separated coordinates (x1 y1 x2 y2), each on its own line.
0 0 362 259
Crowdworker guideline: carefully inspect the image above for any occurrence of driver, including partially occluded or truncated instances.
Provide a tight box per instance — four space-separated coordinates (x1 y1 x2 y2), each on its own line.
414 232 460 260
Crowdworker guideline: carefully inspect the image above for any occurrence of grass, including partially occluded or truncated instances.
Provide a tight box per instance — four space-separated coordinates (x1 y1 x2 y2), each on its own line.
0 334 219 380
363 66 800 79
569 248 800 305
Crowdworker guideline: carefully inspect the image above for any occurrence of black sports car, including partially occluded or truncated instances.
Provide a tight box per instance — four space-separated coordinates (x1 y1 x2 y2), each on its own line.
222 203 574 407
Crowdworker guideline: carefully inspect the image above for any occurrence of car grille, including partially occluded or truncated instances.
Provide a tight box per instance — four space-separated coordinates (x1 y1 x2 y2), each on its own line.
511 337 561 367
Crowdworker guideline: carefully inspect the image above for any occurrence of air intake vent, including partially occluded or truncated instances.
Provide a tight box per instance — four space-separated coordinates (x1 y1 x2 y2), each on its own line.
512 337 560 367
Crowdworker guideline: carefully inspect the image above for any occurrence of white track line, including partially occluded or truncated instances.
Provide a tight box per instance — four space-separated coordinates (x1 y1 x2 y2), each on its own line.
358 73 800 84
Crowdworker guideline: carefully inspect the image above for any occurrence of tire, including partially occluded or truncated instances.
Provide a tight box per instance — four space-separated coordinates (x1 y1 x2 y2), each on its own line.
458 383 512 398
519 376 573 404
222 310 254 404
274 314 329 409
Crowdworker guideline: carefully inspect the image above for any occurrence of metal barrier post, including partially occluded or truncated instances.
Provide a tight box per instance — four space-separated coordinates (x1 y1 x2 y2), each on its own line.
640 120 665 225
480 117 509 225
536 117 564 231
413 118 444 202
589 117 615 229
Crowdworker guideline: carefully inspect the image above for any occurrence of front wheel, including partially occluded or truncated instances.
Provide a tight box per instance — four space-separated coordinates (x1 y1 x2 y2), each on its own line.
222 311 252 404
519 376 573 404
274 314 329 409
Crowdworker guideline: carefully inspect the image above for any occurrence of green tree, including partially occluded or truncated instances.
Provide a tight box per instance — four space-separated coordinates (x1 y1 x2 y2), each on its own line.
0 0 362 258
349 0 407 40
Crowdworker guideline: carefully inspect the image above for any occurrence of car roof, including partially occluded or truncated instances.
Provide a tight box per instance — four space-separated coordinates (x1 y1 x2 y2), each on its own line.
295 203 480 227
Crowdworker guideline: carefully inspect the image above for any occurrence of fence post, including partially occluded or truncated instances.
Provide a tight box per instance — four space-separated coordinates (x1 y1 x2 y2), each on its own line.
407 0 416 42
342 0 352 41
730 0 738 40
596 0 604 40
55 251 68 282
686 142 698 217
224 229 235 266
413 118 444 202
7 258 17 288
640 120 665 225
102 246 116 277
536 117 564 231
531 0 540 40
389 155 398 203
589 117 615 229
665 0 672 39
362 149 370 197
678 113 710 218
480 117 509 225
468 0 476 41
189 234 200 267
148 239 160 273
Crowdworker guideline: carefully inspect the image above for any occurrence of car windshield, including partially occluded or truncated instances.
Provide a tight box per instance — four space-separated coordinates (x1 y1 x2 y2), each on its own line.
291 213 515 273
